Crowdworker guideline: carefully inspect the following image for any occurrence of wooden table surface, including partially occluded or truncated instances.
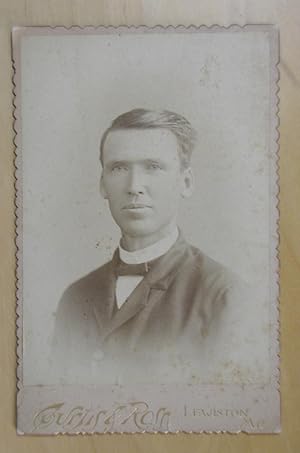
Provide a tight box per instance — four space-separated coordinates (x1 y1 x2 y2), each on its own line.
1 1 299 451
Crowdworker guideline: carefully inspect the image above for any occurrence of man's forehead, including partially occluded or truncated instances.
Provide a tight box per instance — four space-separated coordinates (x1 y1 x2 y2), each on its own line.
103 128 178 151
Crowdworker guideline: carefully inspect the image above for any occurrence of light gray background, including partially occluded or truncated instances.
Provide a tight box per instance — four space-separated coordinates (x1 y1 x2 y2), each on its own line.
20 30 272 384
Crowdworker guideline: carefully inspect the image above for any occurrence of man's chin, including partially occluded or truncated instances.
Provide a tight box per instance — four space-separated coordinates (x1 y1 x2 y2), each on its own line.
122 226 152 239
119 219 156 238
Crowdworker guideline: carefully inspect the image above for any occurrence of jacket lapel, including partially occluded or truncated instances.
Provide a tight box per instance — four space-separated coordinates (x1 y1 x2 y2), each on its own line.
92 261 116 333
93 234 189 341
99 280 152 341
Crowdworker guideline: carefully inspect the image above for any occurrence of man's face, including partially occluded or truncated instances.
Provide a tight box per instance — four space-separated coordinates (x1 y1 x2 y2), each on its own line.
100 128 193 245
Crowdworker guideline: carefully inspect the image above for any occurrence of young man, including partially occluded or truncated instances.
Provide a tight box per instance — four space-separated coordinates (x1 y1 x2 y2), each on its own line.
53 109 246 382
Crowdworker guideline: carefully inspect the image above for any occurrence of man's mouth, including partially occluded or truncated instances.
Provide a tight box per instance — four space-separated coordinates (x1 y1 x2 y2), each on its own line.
122 203 151 210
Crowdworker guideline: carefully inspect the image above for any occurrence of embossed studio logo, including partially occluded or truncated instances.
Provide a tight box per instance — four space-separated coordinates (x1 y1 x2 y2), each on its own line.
33 401 171 432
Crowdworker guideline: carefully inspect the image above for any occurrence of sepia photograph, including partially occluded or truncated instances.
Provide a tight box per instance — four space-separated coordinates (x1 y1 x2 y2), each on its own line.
13 25 279 433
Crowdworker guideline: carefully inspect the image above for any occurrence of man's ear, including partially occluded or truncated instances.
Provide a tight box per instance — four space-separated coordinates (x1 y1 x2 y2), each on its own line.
100 176 108 199
180 167 194 198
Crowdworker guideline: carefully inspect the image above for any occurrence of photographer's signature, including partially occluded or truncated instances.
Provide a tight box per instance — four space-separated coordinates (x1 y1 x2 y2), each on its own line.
33 401 171 432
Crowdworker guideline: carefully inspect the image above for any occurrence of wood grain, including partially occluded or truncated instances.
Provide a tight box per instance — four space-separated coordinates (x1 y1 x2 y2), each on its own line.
0 0 299 451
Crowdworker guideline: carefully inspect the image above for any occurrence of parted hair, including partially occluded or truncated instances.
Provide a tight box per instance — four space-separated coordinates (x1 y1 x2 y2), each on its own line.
100 109 197 169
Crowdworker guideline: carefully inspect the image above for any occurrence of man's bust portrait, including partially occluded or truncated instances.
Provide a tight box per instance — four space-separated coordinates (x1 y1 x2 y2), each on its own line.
53 108 249 383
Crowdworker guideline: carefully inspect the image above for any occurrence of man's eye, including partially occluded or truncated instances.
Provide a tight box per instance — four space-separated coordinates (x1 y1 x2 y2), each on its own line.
112 165 127 172
148 162 161 170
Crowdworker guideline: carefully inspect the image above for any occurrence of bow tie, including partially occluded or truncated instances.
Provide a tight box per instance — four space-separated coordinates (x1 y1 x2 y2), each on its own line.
115 261 150 277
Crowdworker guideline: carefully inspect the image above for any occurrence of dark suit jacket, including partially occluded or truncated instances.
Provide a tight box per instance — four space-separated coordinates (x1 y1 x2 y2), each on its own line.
52 234 246 382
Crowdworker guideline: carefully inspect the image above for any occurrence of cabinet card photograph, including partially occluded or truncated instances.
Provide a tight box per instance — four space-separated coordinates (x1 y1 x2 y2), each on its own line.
13 25 280 434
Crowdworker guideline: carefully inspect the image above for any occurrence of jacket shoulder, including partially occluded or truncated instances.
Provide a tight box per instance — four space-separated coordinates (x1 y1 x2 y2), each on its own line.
186 244 239 291
57 261 112 313
181 243 249 336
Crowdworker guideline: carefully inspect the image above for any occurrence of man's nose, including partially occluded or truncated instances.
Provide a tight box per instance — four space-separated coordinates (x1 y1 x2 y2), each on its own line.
126 169 145 195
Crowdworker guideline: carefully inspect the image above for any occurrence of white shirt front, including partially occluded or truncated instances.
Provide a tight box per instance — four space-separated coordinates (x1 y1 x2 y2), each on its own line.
115 227 179 309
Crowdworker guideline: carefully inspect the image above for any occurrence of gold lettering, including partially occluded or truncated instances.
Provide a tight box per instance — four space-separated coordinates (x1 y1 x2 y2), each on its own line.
33 401 171 432
186 407 250 418
140 410 155 427
155 408 171 431
33 403 65 430
240 416 265 431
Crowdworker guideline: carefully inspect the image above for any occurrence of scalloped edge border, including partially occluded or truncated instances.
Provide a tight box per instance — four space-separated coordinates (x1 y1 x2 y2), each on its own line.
12 24 280 435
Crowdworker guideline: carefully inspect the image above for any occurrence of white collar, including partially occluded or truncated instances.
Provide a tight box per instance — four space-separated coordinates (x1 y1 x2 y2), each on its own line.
119 227 179 264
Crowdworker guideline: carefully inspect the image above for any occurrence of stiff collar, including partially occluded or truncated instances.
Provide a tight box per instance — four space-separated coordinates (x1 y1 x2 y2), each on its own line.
112 231 189 290
119 227 179 265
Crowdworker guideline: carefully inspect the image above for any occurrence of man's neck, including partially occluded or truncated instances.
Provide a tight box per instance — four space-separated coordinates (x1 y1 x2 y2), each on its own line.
120 222 178 252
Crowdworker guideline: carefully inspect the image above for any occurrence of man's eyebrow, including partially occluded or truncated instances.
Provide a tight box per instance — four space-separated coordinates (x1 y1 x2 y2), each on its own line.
105 160 129 168
144 158 163 163
105 158 166 166
137 158 168 168
144 158 167 166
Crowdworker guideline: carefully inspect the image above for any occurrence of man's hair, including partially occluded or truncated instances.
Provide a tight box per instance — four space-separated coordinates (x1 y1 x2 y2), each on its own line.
100 108 197 169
